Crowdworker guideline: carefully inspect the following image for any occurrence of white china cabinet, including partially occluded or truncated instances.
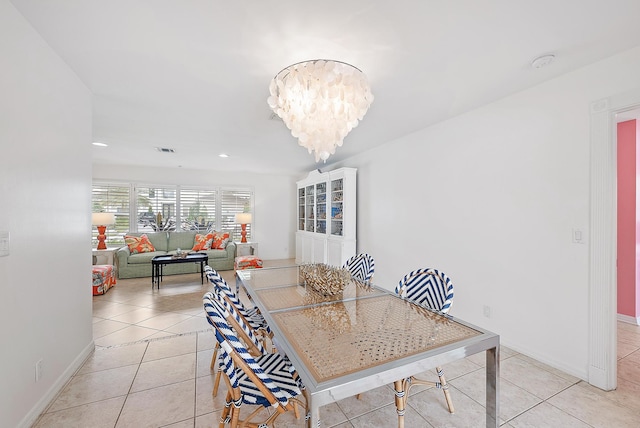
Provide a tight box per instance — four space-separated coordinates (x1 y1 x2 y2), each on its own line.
296 167 356 266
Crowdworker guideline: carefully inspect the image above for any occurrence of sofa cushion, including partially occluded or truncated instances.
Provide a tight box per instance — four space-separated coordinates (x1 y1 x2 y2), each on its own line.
147 232 168 252
192 233 214 251
168 231 197 251
124 234 156 254
128 251 166 264
201 249 230 259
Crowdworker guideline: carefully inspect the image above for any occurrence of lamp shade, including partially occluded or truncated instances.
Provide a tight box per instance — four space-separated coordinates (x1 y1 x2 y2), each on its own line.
92 212 115 226
235 213 252 224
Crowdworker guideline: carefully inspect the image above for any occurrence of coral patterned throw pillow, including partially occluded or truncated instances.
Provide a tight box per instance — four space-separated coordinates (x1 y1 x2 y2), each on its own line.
211 231 230 249
192 233 214 251
124 234 156 254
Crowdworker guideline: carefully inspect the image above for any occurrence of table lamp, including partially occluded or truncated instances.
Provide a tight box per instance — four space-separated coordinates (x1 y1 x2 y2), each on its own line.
235 213 252 243
92 212 116 250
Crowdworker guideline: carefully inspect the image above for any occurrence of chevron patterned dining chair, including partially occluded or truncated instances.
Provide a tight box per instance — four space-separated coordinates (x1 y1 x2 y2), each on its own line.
394 267 456 414
205 267 273 396
343 253 375 284
203 291 309 428
205 267 271 339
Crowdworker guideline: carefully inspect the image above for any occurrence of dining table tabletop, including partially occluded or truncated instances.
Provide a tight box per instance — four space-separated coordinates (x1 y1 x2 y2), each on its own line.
235 265 500 428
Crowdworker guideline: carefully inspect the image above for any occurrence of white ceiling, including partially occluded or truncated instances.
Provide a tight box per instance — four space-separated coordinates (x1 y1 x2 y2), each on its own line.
10 0 640 175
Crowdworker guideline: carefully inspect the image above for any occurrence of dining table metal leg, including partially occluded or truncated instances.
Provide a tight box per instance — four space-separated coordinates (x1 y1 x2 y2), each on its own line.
309 399 320 428
486 345 500 427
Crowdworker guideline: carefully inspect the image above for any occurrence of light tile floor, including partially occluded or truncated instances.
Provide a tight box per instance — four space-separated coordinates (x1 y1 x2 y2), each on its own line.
33 262 640 427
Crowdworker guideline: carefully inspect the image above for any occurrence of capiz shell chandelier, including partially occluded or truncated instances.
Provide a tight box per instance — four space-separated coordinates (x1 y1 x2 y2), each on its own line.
267 60 374 162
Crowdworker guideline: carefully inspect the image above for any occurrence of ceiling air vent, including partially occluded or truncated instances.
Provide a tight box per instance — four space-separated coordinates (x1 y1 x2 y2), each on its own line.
156 147 175 153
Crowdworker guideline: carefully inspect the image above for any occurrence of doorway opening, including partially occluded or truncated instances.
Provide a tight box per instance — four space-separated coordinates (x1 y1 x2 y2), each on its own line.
589 89 640 391
616 110 640 327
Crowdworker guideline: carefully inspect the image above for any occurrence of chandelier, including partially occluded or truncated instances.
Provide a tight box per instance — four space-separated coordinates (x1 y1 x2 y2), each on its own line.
267 60 374 162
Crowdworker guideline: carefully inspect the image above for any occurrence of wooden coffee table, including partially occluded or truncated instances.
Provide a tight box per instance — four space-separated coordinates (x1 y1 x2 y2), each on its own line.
151 253 209 289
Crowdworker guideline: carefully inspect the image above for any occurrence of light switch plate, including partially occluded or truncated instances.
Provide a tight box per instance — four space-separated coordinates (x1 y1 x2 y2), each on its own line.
572 228 586 244
0 231 10 256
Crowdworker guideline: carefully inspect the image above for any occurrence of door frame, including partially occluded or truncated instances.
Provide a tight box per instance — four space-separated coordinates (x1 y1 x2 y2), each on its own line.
589 88 640 389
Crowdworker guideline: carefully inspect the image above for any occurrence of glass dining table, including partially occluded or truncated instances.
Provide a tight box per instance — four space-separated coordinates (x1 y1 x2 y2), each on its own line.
235 265 500 428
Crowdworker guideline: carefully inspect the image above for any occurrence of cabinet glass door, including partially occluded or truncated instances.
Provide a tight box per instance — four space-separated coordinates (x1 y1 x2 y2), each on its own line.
315 182 327 234
298 188 305 231
330 178 344 236
305 185 315 232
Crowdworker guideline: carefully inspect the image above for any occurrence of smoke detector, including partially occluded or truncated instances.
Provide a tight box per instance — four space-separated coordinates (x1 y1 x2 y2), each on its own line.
531 54 556 69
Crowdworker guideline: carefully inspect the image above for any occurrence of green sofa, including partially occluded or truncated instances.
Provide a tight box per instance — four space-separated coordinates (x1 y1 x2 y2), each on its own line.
116 231 236 279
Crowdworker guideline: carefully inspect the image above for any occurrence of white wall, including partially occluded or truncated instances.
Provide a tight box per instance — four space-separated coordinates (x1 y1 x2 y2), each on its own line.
0 1 93 427
4 2 639 422
335 46 640 379
92 164 298 260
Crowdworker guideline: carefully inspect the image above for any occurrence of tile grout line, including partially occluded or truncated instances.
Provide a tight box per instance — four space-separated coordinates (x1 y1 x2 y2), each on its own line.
112 341 150 428
193 331 200 427
499 379 588 427
95 328 210 350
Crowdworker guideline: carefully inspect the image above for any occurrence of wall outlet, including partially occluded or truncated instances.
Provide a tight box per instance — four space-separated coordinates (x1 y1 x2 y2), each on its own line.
35 359 43 382
483 305 491 318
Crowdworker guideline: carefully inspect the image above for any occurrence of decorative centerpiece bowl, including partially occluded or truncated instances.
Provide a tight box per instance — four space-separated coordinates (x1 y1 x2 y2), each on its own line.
172 248 188 259
300 263 352 296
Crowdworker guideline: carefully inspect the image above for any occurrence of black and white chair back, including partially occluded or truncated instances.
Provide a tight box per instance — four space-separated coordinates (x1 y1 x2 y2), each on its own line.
207 288 265 356
343 253 375 284
395 268 454 314
205 266 270 334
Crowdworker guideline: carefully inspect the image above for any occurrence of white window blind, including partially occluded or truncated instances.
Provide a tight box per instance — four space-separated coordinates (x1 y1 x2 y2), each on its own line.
221 189 252 241
92 182 254 241
180 188 217 232
135 185 177 232
91 183 130 246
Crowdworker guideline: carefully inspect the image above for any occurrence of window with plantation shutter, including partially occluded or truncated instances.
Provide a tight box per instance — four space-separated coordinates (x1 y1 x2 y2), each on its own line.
91 183 130 246
135 185 178 232
92 182 254 241
221 189 253 241
179 188 216 232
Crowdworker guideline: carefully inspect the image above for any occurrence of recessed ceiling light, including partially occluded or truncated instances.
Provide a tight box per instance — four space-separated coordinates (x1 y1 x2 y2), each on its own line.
92 142 108 147
531 54 556 69
219 153 229 158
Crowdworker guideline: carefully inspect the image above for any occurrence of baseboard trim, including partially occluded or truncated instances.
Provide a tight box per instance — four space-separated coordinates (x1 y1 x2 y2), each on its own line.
617 313 640 325
500 340 588 382
17 340 95 428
